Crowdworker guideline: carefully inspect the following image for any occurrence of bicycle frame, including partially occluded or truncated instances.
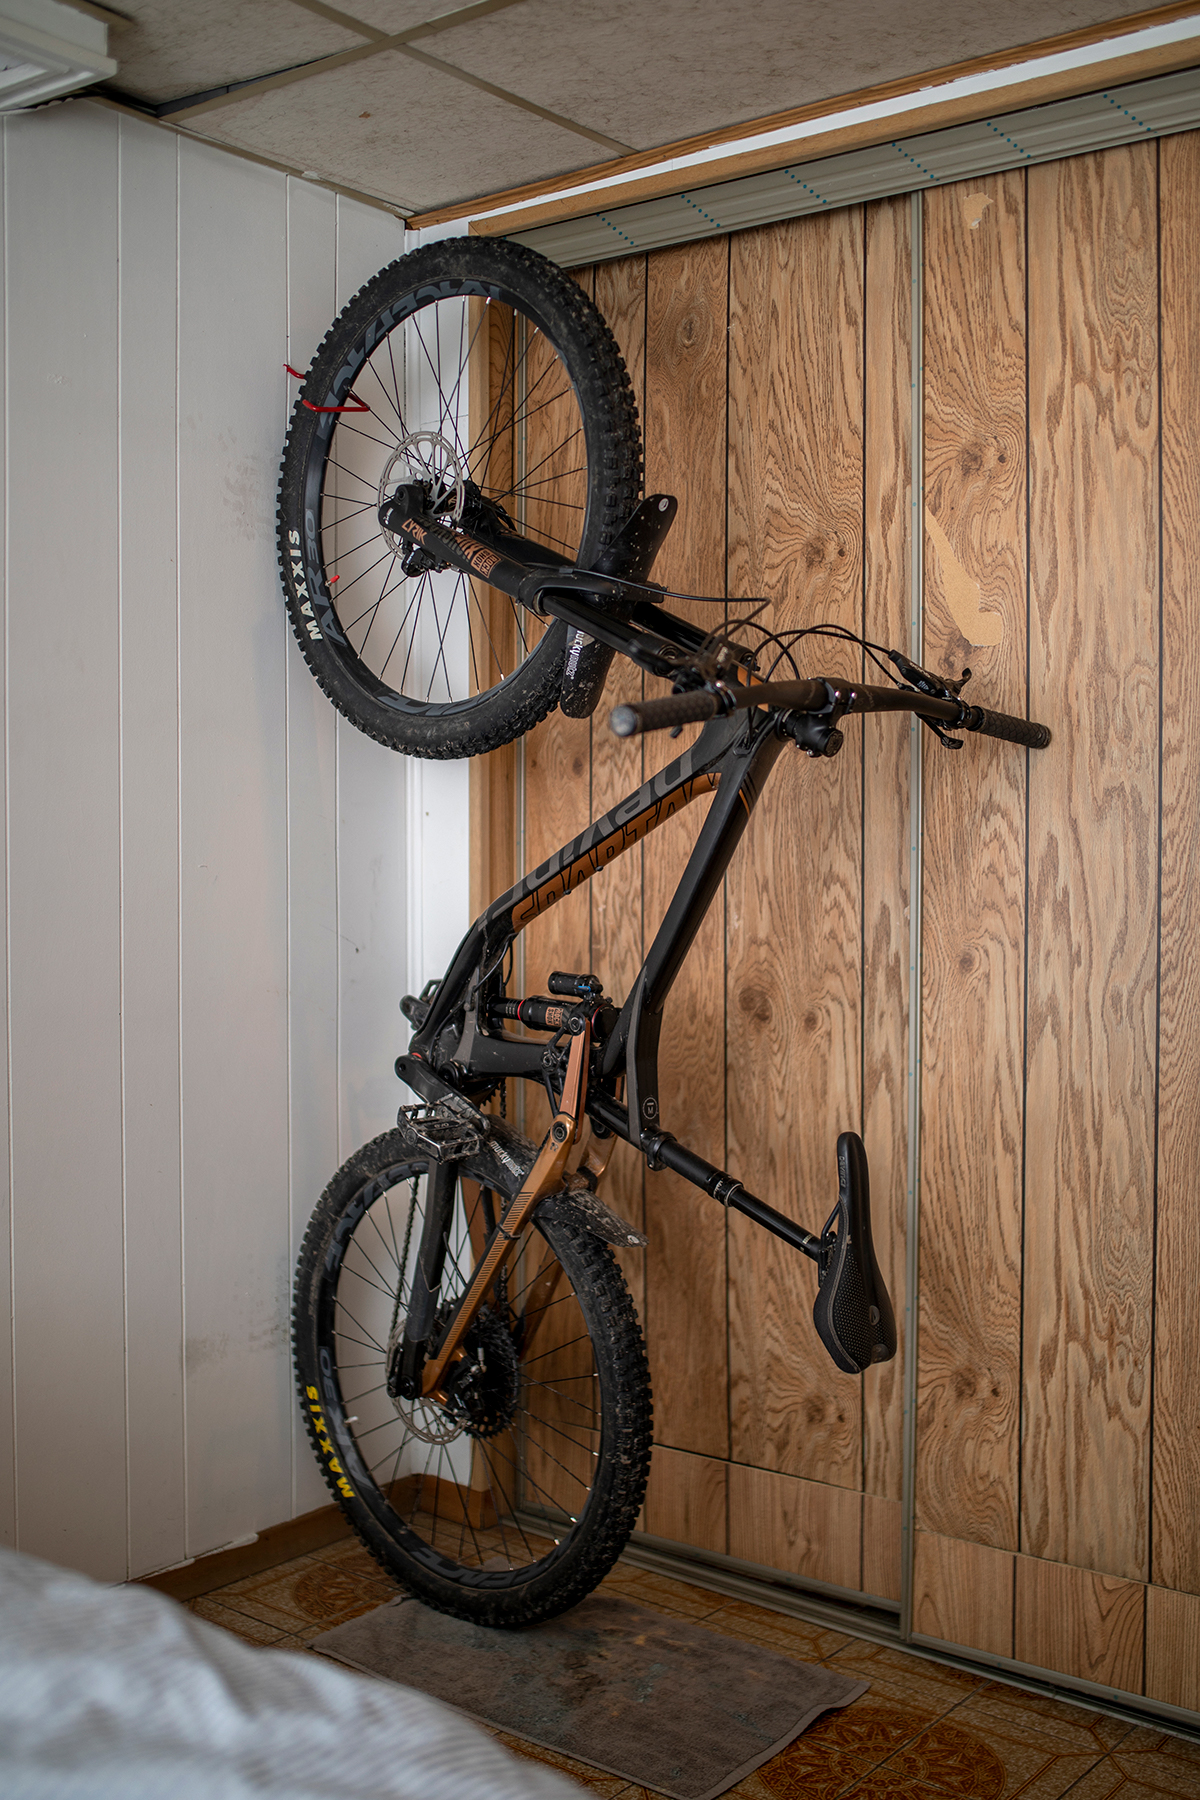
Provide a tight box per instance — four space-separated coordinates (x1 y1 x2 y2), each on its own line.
403 701 777 1165
397 671 967 1397
387 495 1043 1398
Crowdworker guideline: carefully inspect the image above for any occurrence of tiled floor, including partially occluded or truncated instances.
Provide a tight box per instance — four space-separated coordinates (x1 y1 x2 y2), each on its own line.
184 1539 1200 1799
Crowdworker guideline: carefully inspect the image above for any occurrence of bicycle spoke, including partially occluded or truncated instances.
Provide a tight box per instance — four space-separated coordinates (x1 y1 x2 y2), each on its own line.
331 417 404 455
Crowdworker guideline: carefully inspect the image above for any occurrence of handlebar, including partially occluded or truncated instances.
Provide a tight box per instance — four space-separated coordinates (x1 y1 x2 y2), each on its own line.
610 681 827 737
959 705 1051 749
609 677 1051 750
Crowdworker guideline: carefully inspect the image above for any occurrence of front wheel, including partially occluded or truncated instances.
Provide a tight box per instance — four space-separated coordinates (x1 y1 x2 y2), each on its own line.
277 237 643 758
292 1125 652 1627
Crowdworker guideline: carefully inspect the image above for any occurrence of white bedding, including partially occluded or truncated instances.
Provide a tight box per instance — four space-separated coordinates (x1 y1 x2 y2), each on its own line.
0 1544 582 1798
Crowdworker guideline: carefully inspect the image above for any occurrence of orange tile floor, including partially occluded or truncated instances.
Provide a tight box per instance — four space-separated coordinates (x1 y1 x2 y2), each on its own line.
184 1537 1200 1798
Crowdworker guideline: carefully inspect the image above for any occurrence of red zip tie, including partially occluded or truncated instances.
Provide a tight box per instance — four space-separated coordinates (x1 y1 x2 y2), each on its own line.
284 363 370 414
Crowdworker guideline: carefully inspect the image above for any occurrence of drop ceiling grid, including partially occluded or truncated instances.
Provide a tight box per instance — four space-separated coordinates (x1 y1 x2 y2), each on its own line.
105 0 367 103
95 1 1184 214
191 47 602 212
422 0 1146 152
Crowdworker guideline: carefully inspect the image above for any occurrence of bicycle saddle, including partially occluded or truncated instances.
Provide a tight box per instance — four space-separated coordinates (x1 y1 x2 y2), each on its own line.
813 1132 897 1374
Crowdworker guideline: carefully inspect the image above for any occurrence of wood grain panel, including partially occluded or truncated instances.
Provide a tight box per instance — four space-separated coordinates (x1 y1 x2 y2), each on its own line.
863 1494 902 1603
1151 129 1200 1597
642 1444 727 1555
862 193 912 1514
912 1530 1014 1657
1024 146 1158 1581
916 172 1027 1552
1014 1554 1144 1691
728 1463 862 1592
726 211 865 1488
520 709 592 1143
641 238 729 1459
590 256 648 1308
1145 1585 1200 1711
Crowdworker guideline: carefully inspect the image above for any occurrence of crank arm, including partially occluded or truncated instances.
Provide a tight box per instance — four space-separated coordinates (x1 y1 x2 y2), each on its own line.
420 1023 591 1401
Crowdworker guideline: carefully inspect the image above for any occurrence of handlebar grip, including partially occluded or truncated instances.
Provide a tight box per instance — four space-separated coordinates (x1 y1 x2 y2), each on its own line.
609 692 721 736
962 706 1052 749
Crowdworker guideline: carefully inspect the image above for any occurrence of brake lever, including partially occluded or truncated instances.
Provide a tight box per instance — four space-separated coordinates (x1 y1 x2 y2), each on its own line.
887 649 973 699
887 650 973 748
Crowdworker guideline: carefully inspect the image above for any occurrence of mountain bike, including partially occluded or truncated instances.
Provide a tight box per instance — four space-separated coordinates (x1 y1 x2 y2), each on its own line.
282 237 1051 1629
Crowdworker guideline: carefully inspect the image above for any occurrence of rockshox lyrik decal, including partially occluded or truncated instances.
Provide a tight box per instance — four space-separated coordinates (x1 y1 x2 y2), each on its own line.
511 771 718 930
306 1385 354 1498
400 518 502 581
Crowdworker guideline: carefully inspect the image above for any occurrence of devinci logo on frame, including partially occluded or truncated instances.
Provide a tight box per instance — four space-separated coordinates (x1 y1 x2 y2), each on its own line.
511 773 719 929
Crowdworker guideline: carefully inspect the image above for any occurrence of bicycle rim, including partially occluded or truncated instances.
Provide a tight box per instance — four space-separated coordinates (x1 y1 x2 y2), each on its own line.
279 241 641 755
302 1153 633 1613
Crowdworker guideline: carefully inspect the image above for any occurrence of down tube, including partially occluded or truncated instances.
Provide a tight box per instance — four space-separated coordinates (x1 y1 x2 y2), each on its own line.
618 715 786 1144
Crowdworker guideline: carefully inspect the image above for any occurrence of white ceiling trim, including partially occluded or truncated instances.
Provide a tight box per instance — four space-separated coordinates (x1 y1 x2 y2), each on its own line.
510 64 1200 266
0 0 115 111
456 10 1200 232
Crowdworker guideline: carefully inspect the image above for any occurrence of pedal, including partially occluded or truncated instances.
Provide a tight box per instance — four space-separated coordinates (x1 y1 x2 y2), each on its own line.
812 1132 897 1375
397 1102 484 1161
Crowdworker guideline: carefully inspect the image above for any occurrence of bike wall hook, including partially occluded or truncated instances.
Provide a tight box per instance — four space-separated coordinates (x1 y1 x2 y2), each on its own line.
284 363 370 414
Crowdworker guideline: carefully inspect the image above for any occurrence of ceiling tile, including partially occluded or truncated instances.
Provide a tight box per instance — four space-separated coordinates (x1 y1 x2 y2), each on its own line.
428 0 1151 150
194 47 602 211
110 0 370 104
325 1 466 28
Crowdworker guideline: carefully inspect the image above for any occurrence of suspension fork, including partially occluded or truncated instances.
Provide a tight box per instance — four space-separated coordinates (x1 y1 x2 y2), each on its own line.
391 1156 457 1400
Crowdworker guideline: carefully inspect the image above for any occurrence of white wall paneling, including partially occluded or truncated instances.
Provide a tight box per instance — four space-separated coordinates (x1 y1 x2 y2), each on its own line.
0 100 424 1581
283 175 341 1525
0 89 9 1556
330 199 420 1170
8 102 125 1579
118 107 186 1581
177 137 292 1562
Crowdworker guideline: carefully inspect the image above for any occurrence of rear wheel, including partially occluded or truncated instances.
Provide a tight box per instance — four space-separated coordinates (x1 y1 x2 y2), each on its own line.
277 237 642 758
292 1126 653 1626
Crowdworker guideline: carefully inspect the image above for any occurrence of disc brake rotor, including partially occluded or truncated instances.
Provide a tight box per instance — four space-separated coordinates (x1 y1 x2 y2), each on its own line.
378 430 466 554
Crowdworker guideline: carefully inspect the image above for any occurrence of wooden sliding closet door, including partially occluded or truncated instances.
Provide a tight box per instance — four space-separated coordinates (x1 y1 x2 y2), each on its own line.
913 137 1200 1709
504 126 1200 1714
